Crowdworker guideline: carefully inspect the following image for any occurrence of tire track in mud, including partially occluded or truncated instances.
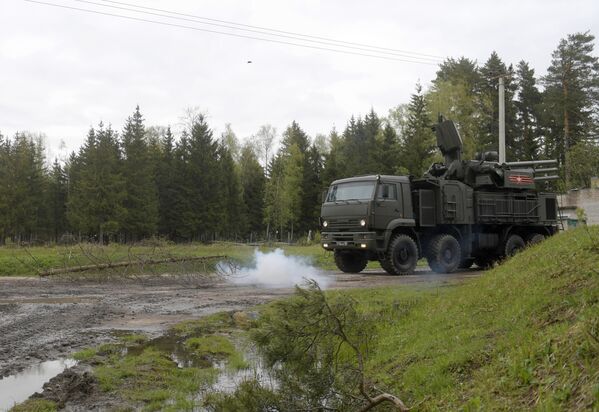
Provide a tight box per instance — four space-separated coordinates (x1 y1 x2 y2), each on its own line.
0 268 481 378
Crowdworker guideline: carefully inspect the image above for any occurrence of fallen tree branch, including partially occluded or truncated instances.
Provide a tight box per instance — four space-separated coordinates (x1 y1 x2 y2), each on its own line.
39 255 227 277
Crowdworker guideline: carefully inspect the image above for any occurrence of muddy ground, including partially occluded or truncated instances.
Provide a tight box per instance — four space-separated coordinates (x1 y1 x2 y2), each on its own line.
0 267 480 409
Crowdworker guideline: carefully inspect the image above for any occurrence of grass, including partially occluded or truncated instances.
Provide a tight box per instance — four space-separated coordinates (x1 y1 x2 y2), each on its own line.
65 312 251 411
9 399 57 412
0 241 337 276
332 226 599 410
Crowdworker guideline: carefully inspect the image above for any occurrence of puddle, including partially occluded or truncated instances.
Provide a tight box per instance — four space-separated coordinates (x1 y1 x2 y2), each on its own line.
126 334 211 368
0 358 77 411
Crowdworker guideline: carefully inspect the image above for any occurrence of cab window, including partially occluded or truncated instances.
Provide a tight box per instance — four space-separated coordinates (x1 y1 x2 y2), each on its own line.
377 183 397 200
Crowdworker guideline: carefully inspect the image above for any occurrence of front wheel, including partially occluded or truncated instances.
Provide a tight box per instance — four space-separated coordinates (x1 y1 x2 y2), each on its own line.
384 234 419 275
334 250 367 273
427 234 461 273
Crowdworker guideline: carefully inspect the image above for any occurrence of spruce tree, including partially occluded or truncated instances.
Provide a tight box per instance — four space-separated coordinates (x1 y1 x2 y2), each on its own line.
156 126 178 238
542 31 599 187
479 52 517 158
400 84 436 177
121 106 158 240
514 61 543 160
47 159 68 240
373 123 400 175
239 143 266 240
67 124 125 243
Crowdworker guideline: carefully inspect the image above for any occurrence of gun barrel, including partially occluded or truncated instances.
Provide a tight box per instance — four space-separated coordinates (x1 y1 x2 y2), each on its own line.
534 175 560 182
534 167 559 174
505 159 558 167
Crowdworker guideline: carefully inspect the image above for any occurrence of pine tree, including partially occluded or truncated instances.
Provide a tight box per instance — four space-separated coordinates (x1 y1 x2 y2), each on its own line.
400 84 436 177
322 128 344 186
479 52 517 158
47 159 68 240
217 143 244 239
363 109 381 173
281 144 304 241
514 61 543 160
542 31 599 187
264 154 286 241
239 143 266 240
121 106 158 240
2 133 48 242
0 132 7 243
174 115 220 240
156 126 178 238
67 124 125 243
372 123 400 175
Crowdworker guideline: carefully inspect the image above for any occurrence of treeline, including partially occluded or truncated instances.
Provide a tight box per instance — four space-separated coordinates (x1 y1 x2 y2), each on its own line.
1 31 598 244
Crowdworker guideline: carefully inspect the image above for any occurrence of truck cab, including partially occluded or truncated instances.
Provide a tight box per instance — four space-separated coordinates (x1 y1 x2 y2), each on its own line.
321 175 418 274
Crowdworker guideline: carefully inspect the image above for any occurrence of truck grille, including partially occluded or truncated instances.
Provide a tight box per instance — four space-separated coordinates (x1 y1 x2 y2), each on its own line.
326 218 362 231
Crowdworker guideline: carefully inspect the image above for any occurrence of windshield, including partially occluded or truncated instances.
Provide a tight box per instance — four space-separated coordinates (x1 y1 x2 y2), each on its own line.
326 181 376 202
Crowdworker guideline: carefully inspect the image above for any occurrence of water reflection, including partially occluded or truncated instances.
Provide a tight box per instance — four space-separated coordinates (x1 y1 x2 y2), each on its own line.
0 358 77 411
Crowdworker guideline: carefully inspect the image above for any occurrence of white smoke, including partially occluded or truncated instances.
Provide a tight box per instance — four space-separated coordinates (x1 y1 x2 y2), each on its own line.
220 249 331 289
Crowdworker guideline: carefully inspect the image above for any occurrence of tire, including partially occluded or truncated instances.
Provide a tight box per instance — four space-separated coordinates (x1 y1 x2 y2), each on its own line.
474 256 495 269
527 233 545 245
426 234 461 274
504 234 525 257
458 258 474 269
334 250 367 273
378 256 396 275
385 234 419 275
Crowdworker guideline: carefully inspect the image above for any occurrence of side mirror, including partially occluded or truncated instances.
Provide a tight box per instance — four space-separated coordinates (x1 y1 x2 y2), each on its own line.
321 189 328 203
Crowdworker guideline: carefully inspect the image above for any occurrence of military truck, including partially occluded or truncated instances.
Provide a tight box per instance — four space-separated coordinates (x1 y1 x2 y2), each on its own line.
320 118 559 275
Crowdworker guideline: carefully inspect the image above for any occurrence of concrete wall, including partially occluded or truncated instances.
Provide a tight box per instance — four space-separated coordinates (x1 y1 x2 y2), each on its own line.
559 188 599 225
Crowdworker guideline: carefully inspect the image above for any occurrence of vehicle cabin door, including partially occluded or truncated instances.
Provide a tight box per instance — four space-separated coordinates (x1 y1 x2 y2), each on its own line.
374 182 402 229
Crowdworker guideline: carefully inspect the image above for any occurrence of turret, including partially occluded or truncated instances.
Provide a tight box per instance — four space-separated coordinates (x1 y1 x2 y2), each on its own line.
425 117 559 190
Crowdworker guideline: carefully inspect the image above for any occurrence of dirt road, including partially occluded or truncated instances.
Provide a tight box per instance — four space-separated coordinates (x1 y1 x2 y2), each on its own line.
0 267 481 379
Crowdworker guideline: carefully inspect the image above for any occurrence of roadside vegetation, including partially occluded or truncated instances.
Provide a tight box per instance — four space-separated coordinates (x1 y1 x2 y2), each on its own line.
0 240 342 277
12 227 598 410
232 226 598 410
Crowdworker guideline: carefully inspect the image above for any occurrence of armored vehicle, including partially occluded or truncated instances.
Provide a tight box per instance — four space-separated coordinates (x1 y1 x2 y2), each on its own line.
320 118 559 275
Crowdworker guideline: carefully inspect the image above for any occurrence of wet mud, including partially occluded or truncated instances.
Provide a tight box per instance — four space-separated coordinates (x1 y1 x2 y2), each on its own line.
0 267 480 409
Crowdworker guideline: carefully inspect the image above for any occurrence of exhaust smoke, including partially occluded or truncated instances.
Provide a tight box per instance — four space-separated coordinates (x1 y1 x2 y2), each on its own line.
221 249 331 289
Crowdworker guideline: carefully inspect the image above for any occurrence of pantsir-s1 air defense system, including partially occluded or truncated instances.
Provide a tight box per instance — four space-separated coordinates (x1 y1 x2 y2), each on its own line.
320 118 559 275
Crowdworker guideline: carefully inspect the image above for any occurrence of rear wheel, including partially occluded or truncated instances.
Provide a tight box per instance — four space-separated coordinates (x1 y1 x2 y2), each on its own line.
427 234 461 273
527 233 545 245
334 251 367 273
384 234 418 275
504 234 525 257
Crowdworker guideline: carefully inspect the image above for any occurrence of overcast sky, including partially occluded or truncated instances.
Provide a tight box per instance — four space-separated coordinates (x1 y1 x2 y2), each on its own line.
1 0 598 160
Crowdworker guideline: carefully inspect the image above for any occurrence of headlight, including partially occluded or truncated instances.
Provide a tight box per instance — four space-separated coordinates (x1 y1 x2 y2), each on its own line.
322 220 328 228
360 219 366 227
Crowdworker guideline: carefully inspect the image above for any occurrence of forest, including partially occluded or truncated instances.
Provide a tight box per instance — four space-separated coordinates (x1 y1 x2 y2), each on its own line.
0 31 598 244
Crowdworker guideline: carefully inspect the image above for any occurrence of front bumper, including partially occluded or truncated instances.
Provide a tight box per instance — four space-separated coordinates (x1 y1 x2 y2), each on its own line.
321 231 377 250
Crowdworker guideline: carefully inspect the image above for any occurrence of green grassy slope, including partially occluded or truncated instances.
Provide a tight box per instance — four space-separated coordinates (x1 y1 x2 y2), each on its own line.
345 227 599 410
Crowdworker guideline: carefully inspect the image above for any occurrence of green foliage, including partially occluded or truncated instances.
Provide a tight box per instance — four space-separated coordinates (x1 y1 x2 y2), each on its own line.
400 83 437 176
360 227 599 410
204 379 281 412
217 228 599 410
514 60 543 160
120 106 159 240
9 399 57 412
542 31 599 187
250 281 379 410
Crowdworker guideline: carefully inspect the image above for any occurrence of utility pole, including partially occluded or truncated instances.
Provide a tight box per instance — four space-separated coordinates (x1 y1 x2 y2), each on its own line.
498 76 506 163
